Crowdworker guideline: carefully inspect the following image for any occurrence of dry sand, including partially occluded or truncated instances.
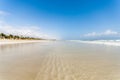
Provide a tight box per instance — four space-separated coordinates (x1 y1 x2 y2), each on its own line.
0 39 49 45
0 41 120 80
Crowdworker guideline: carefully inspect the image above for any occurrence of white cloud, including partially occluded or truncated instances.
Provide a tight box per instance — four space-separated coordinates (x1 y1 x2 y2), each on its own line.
84 30 120 37
0 21 58 39
0 10 10 16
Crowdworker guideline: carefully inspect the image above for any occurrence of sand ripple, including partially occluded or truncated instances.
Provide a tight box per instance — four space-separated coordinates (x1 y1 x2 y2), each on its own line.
0 42 120 80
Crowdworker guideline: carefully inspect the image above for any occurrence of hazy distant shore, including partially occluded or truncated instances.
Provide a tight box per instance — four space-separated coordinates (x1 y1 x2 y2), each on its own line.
70 40 120 46
0 39 49 45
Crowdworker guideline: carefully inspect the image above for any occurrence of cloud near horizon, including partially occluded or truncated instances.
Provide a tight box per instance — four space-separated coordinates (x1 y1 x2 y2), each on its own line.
84 30 119 37
82 30 120 40
0 21 57 39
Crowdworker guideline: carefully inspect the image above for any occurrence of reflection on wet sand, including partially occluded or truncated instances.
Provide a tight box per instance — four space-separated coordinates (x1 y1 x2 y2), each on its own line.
0 41 120 80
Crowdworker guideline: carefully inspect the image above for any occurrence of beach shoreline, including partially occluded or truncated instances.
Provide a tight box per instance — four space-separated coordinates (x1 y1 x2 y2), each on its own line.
0 39 49 45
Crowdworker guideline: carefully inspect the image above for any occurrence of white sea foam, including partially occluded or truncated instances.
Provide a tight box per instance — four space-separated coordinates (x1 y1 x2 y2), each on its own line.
69 40 120 46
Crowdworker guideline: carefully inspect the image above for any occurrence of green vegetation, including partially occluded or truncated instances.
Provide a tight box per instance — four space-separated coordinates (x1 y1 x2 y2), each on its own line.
0 33 43 40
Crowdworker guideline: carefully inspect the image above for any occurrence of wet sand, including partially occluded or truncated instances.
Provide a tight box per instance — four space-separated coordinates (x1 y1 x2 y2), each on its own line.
0 41 120 80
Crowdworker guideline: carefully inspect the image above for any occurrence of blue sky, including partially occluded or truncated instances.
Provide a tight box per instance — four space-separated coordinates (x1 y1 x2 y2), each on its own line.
0 0 120 40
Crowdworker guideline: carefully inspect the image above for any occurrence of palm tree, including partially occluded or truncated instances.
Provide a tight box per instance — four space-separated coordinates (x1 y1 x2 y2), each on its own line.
0 33 43 40
14 35 20 39
0 33 6 39
7 34 13 39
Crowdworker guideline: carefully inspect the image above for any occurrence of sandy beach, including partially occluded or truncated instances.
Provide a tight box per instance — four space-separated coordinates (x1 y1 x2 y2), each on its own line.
0 41 120 80
0 39 49 45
